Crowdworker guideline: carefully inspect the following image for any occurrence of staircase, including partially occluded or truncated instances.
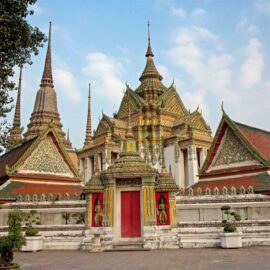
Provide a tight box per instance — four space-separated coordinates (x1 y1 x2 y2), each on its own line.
106 241 149 252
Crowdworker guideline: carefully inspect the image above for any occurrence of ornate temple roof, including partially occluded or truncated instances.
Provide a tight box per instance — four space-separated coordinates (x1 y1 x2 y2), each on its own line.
0 125 81 200
201 112 270 177
156 151 179 192
102 152 157 179
236 122 270 161
173 109 210 130
0 181 82 200
194 111 270 195
135 22 167 99
24 22 71 148
0 138 36 181
102 103 157 179
1 126 80 182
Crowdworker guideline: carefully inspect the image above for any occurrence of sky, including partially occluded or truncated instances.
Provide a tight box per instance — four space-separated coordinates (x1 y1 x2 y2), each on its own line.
9 0 270 148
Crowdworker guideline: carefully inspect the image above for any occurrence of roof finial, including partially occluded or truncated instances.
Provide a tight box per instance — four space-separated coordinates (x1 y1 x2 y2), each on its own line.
148 20 150 43
41 22 53 87
126 90 133 137
221 101 225 113
146 20 154 57
67 128 70 141
84 83 92 146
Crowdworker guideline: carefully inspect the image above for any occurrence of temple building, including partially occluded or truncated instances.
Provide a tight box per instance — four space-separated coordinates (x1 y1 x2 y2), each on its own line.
83 100 179 246
0 23 81 203
77 24 212 189
193 110 270 195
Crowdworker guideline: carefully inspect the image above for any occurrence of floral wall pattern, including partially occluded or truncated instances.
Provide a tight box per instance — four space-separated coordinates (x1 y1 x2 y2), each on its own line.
21 136 71 174
213 128 254 166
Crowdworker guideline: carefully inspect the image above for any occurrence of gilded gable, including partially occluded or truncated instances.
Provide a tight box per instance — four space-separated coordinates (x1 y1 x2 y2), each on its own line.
95 120 110 136
20 135 72 175
190 114 209 130
212 128 254 167
117 98 130 120
161 90 187 116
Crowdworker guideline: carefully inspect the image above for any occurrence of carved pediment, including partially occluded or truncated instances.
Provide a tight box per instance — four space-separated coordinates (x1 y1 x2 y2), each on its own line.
189 113 210 130
19 135 73 176
117 89 144 120
95 119 110 136
212 128 255 167
160 88 187 116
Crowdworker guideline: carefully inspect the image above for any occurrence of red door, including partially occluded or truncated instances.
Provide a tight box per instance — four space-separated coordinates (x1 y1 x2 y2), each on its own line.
121 191 141 238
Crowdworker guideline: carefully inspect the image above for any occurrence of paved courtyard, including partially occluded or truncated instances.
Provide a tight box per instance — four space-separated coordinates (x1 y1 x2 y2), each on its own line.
15 247 270 270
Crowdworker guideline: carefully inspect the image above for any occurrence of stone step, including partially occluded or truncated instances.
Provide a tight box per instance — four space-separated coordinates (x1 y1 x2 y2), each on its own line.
105 241 149 252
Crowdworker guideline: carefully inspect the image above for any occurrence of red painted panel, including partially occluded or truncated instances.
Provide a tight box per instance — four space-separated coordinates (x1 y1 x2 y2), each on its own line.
121 191 141 238
121 191 131 237
131 191 141 237
155 192 170 225
92 193 103 227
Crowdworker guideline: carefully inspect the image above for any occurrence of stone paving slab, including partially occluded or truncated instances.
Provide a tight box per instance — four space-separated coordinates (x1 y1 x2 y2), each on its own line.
15 247 270 270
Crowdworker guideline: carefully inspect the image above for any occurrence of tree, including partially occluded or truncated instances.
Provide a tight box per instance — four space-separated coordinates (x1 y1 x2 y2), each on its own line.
0 0 46 153
0 210 25 267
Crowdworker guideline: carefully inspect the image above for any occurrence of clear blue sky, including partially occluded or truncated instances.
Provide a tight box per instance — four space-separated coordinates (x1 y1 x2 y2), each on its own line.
9 0 270 148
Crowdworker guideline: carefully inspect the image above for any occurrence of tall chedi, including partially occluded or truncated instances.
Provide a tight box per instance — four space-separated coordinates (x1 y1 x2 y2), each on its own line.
8 66 23 149
84 83 92 146
24 22 71 148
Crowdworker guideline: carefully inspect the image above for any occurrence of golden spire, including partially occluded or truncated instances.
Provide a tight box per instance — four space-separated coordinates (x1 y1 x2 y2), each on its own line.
40 22 53 87
13 66 22 129
84 83 92 146
139 21 163 82
146 20 154 57
9 65 23 144
24 22 69 147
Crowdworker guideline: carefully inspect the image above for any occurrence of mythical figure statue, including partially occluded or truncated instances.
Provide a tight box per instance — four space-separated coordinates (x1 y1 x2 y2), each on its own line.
94 196 103 226
158 194 167 224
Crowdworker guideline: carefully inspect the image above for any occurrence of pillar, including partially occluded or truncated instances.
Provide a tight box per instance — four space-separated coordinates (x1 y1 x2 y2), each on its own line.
142 178 156 226
169 192 177 225
103 185 114 227
187 145 199 186
86 194 92 228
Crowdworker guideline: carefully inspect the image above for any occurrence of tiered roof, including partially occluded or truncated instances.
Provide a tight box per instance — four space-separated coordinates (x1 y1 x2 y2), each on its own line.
0 126 81 201
196 112 270 194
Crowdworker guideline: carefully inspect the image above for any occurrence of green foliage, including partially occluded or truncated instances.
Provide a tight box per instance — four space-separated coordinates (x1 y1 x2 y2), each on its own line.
221 205 241 233
23 210 40 236
0 210 25 266
0 0 46 153
221 205 231 211
224 223 237 233
25 227 39 237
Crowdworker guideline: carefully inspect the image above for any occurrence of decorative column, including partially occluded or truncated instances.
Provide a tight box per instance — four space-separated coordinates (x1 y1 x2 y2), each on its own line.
85 194 92 227
142 177 156 226
187 145 199 186
103 179 114 227
169 192 177 225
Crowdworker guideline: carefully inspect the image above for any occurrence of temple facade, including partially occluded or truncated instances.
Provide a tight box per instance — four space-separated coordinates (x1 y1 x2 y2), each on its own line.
193 111 270 195
77 25 212 189
0 22 80 203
